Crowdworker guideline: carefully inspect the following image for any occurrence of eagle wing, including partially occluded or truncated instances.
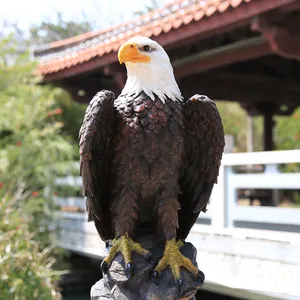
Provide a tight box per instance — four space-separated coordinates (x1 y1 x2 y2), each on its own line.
178 94 225 240
79 90 115 241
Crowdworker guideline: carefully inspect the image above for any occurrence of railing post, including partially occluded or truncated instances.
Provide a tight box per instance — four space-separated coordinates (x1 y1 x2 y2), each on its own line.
225 166 235 228
210 164 226 229
265 164 280 205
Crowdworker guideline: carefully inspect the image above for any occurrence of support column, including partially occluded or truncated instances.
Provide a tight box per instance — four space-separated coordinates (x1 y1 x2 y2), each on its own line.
256 102 278 206
254 102 278 152
263 113 274 151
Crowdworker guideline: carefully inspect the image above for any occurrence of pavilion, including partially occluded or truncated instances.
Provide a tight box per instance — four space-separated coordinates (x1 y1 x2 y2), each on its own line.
34 0 300 151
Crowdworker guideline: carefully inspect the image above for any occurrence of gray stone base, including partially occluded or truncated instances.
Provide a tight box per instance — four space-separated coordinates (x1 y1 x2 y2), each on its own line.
90 241 204 300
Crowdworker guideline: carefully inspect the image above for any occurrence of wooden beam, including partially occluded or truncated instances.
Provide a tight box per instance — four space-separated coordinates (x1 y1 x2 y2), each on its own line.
179 73 300 111
58 71 300 109
57 77 121 104
42 52 118 83
279 1 300 12
241 102 297 116
252 16 300 60
173 37 271 79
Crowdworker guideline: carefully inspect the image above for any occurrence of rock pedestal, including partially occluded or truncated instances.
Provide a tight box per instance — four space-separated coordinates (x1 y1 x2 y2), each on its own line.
90 236 204 300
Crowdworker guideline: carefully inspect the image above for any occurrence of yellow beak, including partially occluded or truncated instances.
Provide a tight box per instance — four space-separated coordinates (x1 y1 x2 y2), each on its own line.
118 42 151 64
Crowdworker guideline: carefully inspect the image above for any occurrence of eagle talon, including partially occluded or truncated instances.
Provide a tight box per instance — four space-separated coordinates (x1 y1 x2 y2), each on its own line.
101 234 150 278
154 238 199 284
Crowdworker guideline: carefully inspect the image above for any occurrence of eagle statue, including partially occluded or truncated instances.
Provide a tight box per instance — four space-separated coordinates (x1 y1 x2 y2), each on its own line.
79 36 225 285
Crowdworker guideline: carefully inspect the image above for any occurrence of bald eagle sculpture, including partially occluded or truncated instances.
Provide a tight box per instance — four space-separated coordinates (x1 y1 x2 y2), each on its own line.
79 36 225 285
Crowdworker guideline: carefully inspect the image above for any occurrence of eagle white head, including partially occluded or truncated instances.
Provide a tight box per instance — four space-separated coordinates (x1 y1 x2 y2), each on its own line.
118 36 183 103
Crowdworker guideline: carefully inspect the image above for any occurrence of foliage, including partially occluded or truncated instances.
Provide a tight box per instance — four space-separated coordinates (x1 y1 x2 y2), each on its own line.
275 107 300 176
0 39 75 192
0 37 33 89
133 0 161 16
1 17 88 152
29 12 92 44
216 101 263 152
55 94 86 150
0 38 77 298
274 107 300 151
0 38 82 240
217 101 300 153
0 188 63 300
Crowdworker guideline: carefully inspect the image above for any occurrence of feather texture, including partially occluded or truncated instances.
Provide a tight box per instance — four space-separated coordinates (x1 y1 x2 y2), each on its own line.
79 90 115 240
79 90 224 244
177 95 225 240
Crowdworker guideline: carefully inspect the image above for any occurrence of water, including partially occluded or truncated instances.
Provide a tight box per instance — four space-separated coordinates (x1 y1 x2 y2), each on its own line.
60 253 101 300
63 291 90 300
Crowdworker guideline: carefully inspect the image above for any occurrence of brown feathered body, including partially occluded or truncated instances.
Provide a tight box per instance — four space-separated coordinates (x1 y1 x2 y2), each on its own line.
79 90 224 244
111 92 185 243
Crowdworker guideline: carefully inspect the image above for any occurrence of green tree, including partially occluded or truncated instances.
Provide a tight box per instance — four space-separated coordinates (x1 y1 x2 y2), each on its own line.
0 189 63 300
133 0 161 16
29 12 92 44
25 14 88 150
55 93 86 151
275 108 300 151
0 37 76 298
0 40 75 197
217 101 300 153
216 101 263 152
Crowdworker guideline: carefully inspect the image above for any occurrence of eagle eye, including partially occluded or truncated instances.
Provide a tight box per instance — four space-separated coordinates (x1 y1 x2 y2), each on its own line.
142 45 151 52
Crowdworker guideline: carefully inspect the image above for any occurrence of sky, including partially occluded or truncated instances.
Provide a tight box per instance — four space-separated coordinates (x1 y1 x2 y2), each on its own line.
0 0 168 33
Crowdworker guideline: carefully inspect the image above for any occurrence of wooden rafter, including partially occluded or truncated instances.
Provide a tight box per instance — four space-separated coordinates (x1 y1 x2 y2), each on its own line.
173 37 271 78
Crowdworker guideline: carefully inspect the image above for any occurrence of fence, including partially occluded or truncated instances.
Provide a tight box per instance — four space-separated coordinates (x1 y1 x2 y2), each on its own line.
55 149 300 234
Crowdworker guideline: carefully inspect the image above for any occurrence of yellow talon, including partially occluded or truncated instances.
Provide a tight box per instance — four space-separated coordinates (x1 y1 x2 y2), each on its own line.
101 233 150 277
153 239 199 282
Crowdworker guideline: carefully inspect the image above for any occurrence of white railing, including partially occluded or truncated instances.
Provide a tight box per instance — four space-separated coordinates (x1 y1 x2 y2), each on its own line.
55 149 300 233
208 149 300 230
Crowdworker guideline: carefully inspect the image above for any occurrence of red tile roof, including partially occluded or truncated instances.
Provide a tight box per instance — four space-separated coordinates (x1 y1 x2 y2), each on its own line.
36 0 256 76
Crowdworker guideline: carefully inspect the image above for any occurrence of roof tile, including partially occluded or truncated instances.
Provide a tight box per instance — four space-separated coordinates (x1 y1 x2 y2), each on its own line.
218 1 230 11
194 10 205 21
37 0 253 75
